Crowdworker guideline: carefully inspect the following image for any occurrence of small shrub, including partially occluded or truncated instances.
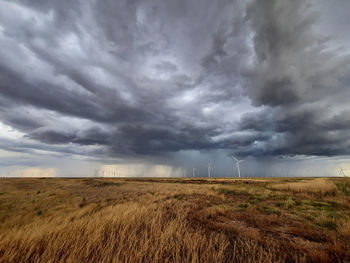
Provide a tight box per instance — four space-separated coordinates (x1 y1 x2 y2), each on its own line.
285 199 295 209
79 197 87 208
259 206 281 215
275 202 283 207
248 198 258 205
238 203 249 210
172 194 185 200
37 210 42 216
274 195 288 200
292 198 302 206
311 202 330 210
336 181 350 196
216 187 251 196
319 220 337 230
216 188 238 195
97 182 121 187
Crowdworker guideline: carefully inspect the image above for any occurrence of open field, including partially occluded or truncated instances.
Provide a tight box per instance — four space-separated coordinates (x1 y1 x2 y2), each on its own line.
0 177 350 263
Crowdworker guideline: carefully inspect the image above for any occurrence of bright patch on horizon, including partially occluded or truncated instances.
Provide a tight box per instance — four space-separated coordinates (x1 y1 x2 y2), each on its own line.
1 168 56 177
98 164 184 177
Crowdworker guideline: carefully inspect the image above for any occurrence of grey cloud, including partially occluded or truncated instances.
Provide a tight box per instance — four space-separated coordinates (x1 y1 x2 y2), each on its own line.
239 107 350 156
27 126 111 146
0 0 349 163
230 0 350 157
154 62 178 74
246 0 350 107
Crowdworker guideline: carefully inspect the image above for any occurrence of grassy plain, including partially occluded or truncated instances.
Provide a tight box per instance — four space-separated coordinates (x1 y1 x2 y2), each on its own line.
0 177 349 262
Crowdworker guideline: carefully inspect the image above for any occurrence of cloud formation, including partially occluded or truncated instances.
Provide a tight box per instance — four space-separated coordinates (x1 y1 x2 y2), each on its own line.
0 0 349 168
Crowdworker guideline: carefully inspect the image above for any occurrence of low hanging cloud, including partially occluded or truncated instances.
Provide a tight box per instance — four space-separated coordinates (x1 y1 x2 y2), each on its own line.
0 0 349 165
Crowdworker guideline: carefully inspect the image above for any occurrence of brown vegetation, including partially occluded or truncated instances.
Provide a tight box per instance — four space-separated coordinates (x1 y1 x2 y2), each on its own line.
0 177 349 262
270 178 337 194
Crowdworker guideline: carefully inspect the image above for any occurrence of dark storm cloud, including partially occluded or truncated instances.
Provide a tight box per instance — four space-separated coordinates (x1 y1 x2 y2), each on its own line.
240 107 350 156
241 0 350 156
246 0 350 107
0 0 349 160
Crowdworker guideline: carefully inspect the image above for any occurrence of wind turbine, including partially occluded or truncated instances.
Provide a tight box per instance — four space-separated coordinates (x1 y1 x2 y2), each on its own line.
208 161 212 178
339 168 348 177
192 168 197 178
230 155 245 178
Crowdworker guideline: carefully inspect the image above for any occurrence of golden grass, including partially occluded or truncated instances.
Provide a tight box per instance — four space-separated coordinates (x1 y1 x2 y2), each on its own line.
270 178 337 193
0 201 308 263
0 203 225 262
339 220 350 239
0 177 349 263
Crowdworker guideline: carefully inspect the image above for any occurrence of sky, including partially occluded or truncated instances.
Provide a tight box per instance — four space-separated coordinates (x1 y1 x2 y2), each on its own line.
0 0 350 177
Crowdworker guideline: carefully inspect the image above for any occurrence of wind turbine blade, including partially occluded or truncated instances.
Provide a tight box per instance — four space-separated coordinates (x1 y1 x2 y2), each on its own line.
231 155 238 162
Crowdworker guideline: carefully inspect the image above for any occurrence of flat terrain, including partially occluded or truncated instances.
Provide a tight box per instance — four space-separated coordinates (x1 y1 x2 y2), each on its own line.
0 177 349 263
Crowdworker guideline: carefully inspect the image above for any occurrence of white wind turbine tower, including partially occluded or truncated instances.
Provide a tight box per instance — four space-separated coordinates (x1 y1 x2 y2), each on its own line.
339 168 348 177
192 168 197 178
208 161 212 178
231 155 245 178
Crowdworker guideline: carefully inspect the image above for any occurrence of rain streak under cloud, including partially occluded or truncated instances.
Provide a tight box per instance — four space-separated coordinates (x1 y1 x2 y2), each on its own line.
0 0 350 177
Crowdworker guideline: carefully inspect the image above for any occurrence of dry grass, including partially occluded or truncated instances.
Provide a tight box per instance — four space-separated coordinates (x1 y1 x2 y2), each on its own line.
0 203 225 262
339 220 350 239
0 177 350 263
270 178 337 194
